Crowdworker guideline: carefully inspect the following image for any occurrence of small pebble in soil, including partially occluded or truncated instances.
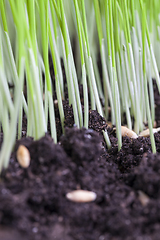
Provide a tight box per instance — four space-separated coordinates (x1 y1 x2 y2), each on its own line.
66 190 97 203
16 145 30 168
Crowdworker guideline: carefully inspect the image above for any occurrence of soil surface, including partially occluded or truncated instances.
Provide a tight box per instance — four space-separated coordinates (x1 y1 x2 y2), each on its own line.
1 73 160 239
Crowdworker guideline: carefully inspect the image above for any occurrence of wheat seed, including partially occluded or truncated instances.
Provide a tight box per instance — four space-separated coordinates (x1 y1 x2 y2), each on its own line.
113 126 138 139
139 127 160 137
138 190 150 206
121 126 138 138
66 190 97 203
17 145 30 168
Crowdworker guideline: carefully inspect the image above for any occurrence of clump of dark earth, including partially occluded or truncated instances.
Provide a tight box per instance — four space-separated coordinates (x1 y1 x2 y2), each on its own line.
60 127 103 165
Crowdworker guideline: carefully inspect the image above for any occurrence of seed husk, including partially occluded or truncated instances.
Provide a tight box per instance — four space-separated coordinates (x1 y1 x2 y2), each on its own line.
139 127 160 137
66 190 97 203
17 145 30 168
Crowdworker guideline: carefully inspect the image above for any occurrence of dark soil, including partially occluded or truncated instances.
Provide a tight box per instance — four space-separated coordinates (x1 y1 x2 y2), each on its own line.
1 74 160 240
